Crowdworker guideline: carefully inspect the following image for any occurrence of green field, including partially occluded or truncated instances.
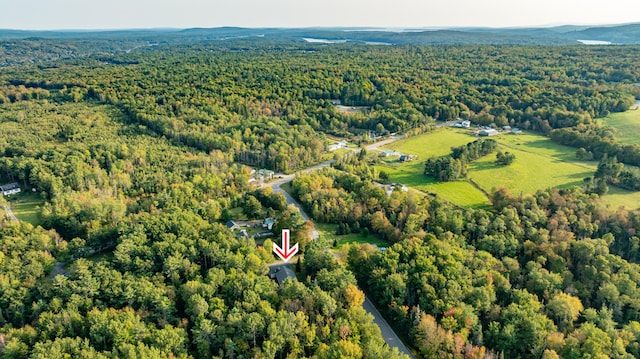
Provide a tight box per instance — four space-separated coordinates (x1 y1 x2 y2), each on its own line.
376 129 611 208
601 187 640 211
376 128 490 208
315 222 389 248
8 192 44 226
383 128 475 158
600 105 640 145
375 164 490 208
468 134 597 195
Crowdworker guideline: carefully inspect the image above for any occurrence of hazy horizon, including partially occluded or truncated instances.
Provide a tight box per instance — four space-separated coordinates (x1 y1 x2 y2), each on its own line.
1 0 639 31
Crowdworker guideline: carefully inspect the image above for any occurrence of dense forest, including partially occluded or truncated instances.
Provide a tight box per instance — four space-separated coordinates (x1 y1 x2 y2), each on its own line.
292 168 640 358
1 38 640 358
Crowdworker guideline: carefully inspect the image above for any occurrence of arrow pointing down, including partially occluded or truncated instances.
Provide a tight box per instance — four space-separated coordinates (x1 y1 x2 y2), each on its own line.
273 229 298 262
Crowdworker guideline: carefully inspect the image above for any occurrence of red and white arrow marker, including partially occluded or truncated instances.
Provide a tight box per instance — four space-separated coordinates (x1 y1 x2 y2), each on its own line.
273 229 298 262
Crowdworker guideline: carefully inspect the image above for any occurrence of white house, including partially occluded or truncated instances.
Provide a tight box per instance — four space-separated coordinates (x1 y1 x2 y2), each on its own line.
328 140 348 152
257 169 275 180
479 129 499 137
0 183 20 196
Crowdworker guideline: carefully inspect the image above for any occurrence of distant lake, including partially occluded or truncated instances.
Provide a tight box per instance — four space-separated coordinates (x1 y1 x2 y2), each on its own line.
302 38 391 45
577 39 612 45
364 41 391 45
303 38 347 44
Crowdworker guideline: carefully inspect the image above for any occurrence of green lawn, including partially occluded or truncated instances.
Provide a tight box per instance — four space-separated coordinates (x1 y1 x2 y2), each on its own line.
227 207 249 220
375 164 490 208
377 129 605 208
600 106 640 145
315 222 389 248
468 134 597 195
600 187 640 211
382 127 475 158
8 192 44 226
376 129 491 208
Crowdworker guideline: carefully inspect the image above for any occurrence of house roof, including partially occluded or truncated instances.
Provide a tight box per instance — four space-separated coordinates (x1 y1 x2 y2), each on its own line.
226 220 238 228
0 183 19 191
269 263 296 285
479 129 499 135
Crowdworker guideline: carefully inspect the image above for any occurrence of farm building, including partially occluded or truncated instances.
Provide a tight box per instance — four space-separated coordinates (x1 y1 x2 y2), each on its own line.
511 128 523 134
455 120 471 128
328 140 348 152
479 129 499 137
399 154 417 162
0 183 20 196
380 150 396 157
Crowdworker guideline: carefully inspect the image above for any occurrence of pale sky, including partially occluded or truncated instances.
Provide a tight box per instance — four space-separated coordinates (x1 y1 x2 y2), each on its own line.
1 0 639 30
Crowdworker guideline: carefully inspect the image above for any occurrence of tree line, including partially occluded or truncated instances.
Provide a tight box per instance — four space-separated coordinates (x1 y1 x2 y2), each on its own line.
424 139 498 181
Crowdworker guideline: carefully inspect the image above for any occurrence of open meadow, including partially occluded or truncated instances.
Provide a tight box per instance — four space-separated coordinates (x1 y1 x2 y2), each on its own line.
468 133 597 195
373 128 640 209
600 105 640 146
9 192 44 226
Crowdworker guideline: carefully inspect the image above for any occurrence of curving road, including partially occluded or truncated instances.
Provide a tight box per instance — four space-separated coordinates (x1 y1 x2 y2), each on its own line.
265 156 415 358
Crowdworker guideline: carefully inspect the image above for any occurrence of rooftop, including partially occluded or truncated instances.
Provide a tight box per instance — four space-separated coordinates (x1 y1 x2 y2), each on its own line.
269 263 296 285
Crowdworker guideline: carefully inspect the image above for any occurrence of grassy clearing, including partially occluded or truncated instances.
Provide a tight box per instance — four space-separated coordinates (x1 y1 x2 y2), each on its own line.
8 192 44 226
376 129 490 208
376 129 608 208
382 127 475 158
227 207 248 220
600 187 640 211
375 164 490 208
468 134 597 195
315 222 388 248
600 107 640 145
322 148 351 161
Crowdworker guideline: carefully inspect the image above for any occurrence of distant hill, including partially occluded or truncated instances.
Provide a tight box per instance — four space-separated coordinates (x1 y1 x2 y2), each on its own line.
1 24 640 61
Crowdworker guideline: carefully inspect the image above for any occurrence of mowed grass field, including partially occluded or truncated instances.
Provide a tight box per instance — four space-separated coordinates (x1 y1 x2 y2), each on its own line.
383 127 475 158
375 128 617 208
468 133 597 195
9 192 44 226
600 187 640 211
376 128 492 208
375 164 490 208
315 222 389 248
600 105 640 145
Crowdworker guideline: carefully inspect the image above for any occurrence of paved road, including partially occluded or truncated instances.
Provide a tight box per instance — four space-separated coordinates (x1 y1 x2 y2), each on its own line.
364 297 416 359
265 157 415 358
267 159 336 239
365 135 405 152
1 204 18 222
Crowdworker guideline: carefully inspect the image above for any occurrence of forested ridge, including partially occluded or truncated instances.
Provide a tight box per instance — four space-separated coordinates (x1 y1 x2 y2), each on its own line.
1 40 640 358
